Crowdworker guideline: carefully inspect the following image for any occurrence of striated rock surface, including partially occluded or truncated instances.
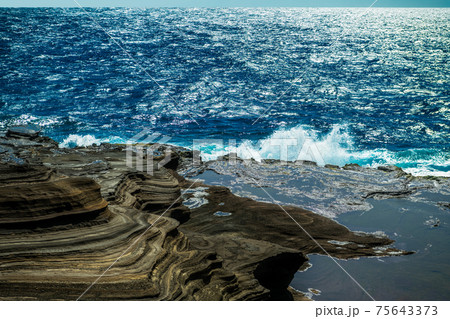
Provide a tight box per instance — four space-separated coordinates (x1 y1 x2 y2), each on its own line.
0 176 108 227
0 131 411 301
178 182 400 259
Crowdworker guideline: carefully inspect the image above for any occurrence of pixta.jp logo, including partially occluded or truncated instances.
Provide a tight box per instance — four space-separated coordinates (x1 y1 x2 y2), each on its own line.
126 130 172 176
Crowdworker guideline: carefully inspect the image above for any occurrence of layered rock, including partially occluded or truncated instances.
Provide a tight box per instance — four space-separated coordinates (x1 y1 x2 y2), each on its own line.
0 176 108 227
179 183 400 259
0 128 410 300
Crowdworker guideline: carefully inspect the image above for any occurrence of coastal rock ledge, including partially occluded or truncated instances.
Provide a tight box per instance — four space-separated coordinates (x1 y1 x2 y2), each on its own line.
0 128 409 300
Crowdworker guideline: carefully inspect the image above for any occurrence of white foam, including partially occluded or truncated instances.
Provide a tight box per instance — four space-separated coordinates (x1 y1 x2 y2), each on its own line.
403 167 450 177
8 114 63 128
355 148 450 177
193 124 449 177
195 124 354 166
60 134 125 148
59 125 449 177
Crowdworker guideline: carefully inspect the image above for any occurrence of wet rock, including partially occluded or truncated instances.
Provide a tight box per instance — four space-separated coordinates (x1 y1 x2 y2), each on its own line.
221 152 240 162
6 124 41 139
263 159 281 164
325 164 340 170
0 131 412 301
342 163 361 170
295 160 317 166
180 182 404 261
363 188 415 199
377 165 409 177
377 165 400 172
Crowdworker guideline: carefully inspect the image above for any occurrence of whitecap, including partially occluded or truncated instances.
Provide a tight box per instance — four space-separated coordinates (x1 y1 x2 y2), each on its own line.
194 124 354 166
59 134 125 148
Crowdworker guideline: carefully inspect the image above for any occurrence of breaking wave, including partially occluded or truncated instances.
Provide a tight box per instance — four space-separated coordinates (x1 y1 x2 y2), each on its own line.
60 124 449 177
60 134 125 148
194 124 450 177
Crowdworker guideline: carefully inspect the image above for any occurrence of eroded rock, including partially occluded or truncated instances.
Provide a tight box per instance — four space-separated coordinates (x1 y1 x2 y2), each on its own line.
0 130 414 301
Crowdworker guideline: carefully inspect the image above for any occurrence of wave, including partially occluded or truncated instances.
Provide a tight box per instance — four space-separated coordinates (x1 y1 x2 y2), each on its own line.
60 134 126 148
193 124 353 165
58 126 449 177
356 148 450 177
0 114 64 130
193 124 450 177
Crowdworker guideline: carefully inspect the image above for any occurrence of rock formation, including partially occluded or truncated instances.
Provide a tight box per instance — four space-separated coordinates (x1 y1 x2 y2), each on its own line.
0 125 410 300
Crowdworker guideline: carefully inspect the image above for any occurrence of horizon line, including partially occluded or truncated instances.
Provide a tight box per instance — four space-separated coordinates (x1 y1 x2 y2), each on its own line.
1 6 449 8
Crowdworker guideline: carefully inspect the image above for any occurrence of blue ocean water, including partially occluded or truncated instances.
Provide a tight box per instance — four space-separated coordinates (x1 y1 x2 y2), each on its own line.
1 8 449 175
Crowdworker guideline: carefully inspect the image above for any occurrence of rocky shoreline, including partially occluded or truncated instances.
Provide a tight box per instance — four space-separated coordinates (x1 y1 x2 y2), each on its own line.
0 125 413 300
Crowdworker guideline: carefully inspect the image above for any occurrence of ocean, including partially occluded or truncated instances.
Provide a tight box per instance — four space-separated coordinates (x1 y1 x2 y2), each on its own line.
1 7 449 176
1 7 450 301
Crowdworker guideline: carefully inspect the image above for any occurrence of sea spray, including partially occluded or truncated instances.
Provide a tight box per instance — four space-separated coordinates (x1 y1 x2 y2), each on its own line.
60 134 125 148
